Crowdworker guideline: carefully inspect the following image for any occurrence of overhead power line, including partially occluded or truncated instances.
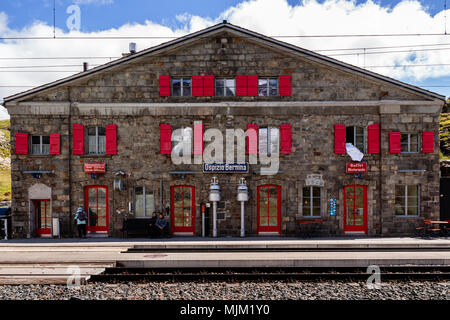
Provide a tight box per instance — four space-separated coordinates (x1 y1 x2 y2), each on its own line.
2 33 450 41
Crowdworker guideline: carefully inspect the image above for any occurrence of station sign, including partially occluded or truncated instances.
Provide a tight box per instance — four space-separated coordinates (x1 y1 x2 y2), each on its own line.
203 163 249 173
84 162 106 173
346 162 367 173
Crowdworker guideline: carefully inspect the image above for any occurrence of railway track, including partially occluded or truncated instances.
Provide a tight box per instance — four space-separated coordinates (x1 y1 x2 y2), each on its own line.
90 266 450 282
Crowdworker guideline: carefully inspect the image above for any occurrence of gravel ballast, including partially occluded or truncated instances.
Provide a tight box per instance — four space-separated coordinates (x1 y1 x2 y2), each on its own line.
0 280 448 300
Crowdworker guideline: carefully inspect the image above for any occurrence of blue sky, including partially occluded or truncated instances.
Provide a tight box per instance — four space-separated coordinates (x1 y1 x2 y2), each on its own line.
0 0 449 119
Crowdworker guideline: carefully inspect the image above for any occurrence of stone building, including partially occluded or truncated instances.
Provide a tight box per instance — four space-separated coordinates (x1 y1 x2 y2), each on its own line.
2 22 445 238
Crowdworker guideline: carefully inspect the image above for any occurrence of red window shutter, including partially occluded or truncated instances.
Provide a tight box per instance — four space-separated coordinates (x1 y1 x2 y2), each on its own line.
105 124 117 155
49 133 61 155
367 124 380 154
334 124 346 154
193 123 204 155
15 133 28 155
389 132 401 153
246 124 258 155
160 124 172 155
280 124 292 154
247 75 258 96
192 75 204 97
236 75 248 96
159 75 170 97
204 75 215 96
279 75 291 97
72 124 84 155
422 131 434 153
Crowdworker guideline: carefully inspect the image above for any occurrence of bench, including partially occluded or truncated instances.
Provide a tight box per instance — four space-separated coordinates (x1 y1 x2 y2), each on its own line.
121 218 153 238
415 220 449 238
296 219 323 238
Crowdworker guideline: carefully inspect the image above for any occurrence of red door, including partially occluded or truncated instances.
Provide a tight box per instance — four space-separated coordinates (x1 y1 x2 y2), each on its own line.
344 185 367 234
257 185 281 234
85 185 109 233
171 185 195 235
34 200 51 236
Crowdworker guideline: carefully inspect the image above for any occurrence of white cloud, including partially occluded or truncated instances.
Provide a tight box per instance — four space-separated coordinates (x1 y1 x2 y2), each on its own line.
1 0 449 119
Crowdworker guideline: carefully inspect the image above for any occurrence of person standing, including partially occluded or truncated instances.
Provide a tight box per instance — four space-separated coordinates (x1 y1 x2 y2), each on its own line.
74 207 87 238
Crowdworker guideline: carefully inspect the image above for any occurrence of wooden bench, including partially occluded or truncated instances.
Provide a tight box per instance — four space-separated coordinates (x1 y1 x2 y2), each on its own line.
296 219 323 238
415 220 448 238
121 218 153 238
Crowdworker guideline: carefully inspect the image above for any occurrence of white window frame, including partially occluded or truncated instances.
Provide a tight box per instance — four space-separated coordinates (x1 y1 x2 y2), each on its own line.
134 186 156 218
395 185 420 217
302 186 322 217
172 78 192 97
30 135 50 155
215 78 235 96
346 126 365 153
400 133 420 154
86 126 106 155
259 127 279 156
258 78 278 97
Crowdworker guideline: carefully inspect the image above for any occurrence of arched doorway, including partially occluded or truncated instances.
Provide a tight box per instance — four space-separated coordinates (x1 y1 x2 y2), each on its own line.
28 183 52 237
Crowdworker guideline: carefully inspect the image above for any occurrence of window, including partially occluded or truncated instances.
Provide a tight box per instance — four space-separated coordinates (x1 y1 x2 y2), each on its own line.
303 186 321 217
172 78 191 96
30 135 50 155
259 127 279 155
172 127 193 156
258 78 278 96
346 126 365 153
401 133 419 153
395 185 419 216
87 127 106 155
215 79 235 96
134 187 155 218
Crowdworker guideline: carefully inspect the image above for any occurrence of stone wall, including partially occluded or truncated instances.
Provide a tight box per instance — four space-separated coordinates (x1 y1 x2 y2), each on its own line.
6 31 441 238
26 32 429 104
8 107 440 238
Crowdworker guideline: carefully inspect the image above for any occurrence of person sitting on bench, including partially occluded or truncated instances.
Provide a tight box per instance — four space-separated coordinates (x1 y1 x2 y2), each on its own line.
155 213 168 238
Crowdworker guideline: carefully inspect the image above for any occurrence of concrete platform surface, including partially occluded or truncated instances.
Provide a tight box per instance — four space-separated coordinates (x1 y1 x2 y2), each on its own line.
0 238 448 283
0 236 449 249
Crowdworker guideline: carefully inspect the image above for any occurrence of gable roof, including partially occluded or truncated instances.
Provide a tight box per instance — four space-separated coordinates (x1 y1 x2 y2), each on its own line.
2 21 445 104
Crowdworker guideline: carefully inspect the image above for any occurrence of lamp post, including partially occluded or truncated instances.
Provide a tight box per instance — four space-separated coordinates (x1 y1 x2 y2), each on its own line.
237 178 249 237
208 177 221 238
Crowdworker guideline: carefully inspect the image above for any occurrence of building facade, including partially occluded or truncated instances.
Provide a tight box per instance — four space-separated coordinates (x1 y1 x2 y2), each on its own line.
3 23 444 238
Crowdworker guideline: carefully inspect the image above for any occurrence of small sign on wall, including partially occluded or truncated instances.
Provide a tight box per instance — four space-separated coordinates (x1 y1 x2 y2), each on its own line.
305 174 324 187
84 162 106 173
330 198 337 216
346 162 367 173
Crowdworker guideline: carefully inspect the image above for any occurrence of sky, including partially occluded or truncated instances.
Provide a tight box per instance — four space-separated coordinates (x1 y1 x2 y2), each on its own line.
0 0 449 119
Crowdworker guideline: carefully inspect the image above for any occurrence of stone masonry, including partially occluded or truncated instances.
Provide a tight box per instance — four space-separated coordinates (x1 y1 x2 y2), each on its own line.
4 24 444 238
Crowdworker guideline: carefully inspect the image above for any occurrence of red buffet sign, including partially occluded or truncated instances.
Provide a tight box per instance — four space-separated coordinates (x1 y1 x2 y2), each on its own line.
346 162 367 173
84 162 106 173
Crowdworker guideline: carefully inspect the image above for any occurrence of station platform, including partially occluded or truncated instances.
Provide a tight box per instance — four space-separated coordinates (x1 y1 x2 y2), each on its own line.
0 237 448 284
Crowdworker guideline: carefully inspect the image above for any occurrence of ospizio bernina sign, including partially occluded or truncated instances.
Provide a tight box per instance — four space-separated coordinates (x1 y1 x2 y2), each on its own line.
203 163 249 173
346 162 367 173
